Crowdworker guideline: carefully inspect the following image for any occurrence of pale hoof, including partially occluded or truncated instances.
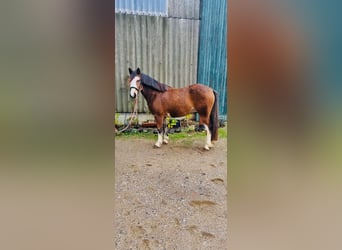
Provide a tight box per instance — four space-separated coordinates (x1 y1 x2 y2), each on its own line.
204 145 210 151
163 139 169 144
154 143 161 148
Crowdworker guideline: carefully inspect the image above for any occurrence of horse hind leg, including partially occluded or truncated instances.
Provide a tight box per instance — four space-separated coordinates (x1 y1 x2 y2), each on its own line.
203 124 213 150
198 114 213 150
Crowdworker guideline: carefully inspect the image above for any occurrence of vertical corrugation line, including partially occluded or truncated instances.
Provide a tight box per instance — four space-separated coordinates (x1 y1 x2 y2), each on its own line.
115 8 200 113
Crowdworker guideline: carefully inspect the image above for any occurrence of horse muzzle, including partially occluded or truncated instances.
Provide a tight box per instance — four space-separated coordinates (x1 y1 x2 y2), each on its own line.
130 87 139 99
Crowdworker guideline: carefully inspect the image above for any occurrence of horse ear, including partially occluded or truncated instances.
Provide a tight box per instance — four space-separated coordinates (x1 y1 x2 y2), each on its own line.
136 68 140 75
128 68 133 74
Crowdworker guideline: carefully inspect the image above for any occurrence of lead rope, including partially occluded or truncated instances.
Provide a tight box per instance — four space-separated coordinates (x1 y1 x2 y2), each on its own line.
115 91 140 134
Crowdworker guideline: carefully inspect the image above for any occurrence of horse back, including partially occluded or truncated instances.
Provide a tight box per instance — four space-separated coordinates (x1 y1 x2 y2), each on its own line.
188 83 213 96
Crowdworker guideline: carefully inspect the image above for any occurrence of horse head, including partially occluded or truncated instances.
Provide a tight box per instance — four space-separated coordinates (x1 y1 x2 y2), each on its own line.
128 67 142 98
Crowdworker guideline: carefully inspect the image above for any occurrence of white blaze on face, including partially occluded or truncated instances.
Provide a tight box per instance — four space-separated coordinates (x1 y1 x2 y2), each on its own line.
129 76 140 98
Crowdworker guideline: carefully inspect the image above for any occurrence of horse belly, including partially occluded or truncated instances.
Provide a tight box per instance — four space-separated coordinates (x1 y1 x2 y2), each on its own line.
161 89 195 117
167 103 194 117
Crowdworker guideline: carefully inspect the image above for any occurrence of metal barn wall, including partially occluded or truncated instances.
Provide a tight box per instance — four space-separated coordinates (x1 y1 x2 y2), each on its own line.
168 0 200 19
197 0 227 116
115 0 168 16
115 0 201 113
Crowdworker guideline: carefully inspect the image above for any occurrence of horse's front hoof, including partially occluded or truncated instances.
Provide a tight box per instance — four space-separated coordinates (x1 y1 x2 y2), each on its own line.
154 143 161 148
204 145 210 151
163 140 168 144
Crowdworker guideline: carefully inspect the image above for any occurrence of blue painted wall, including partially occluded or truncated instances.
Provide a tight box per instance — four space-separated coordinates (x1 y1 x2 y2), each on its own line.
197 0 227 116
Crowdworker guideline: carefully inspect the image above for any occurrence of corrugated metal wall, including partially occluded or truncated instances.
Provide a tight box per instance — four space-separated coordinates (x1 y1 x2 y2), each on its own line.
197 0 227 116
168 0 200 19
115 0 200 113
115 0 168 16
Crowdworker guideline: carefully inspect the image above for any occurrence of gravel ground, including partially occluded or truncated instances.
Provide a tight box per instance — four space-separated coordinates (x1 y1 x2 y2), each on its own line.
114 136 227 249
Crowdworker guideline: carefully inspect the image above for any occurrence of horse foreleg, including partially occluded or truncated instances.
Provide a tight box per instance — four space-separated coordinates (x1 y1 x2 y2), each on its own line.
154 116 163 148
203 124 213 150
162 118 169 144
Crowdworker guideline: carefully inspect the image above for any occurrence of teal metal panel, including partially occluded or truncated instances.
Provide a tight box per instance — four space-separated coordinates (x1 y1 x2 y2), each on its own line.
197 0 227 116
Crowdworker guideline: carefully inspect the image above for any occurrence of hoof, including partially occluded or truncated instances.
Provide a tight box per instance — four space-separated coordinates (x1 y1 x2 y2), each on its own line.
163 140 169 144
154 143 161 148
204 145 210 151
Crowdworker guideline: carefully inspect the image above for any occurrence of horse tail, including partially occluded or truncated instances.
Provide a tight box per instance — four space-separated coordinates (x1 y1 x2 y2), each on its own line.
209 90 219 141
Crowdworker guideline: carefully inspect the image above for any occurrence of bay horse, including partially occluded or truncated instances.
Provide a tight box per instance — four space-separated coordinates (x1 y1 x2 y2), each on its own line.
128 67 219 150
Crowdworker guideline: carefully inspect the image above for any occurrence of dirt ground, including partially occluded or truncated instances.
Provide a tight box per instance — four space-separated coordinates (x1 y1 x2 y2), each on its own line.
114 135 227 250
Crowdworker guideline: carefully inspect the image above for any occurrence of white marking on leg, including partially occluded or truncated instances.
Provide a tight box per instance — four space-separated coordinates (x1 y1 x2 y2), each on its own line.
155 131 163 148
163 134 169 144
203 124 213 150
163 127 169 144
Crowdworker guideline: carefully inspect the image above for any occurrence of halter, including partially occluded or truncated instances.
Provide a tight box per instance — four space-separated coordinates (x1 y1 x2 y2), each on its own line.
129 84 143 98
129 76 143 97
130 86 141 92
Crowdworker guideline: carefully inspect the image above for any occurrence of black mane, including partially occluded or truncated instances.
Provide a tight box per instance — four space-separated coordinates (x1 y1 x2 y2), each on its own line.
130 70 169 92
141 74 169 92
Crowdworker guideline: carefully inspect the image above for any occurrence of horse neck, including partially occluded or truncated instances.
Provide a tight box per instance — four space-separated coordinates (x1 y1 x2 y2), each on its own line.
141 85 158 104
